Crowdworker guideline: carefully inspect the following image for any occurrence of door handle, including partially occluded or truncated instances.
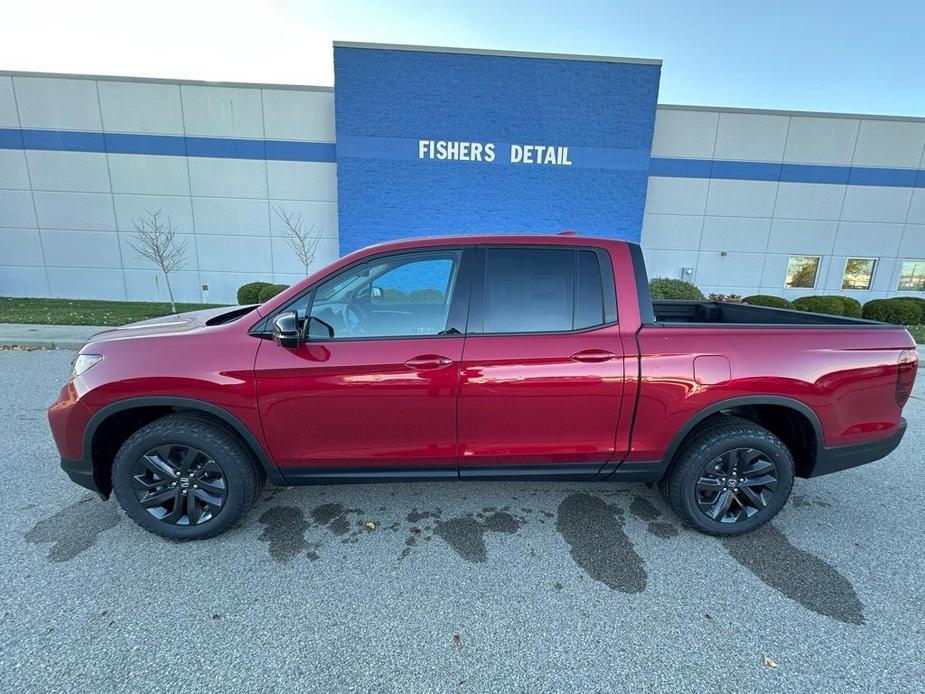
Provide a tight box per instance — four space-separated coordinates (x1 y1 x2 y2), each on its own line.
570 349 617 363
404 354 454 370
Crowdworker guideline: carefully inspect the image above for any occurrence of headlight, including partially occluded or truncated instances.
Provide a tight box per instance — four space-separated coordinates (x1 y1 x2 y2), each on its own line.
72 354 103 380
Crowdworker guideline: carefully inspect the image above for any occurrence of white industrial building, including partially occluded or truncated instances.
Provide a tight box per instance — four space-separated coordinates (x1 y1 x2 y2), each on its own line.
1 43 925 305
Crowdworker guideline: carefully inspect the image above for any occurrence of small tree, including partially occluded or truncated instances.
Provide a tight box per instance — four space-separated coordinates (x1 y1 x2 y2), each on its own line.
129 210 187 313
274 204 323 277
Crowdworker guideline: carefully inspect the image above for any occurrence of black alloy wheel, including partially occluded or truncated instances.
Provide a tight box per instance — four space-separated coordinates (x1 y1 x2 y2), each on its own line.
694 447 778 523
661 416 795 536
131 445 227 526
113 413 263 540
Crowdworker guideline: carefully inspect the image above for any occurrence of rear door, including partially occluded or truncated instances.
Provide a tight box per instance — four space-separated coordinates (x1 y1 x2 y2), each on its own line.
457 245 626 477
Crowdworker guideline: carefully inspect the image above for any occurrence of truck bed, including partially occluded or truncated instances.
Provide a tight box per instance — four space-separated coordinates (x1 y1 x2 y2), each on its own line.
651 300 889 326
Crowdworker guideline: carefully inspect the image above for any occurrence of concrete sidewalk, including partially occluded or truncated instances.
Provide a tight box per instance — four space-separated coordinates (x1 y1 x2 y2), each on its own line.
0 323 106 350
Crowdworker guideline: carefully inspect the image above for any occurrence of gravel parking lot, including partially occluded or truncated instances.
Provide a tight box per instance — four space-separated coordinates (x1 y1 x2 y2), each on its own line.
1 348 923 693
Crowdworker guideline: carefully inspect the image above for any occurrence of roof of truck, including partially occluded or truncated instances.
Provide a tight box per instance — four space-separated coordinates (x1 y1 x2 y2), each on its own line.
346 233 633 258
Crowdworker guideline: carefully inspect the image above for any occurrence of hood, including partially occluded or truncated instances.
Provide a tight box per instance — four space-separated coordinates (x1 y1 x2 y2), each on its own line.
83 306 256 346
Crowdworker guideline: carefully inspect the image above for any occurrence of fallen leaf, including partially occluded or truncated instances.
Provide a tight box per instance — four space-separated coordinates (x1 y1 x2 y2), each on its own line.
763 655 778 669
364 521 376 530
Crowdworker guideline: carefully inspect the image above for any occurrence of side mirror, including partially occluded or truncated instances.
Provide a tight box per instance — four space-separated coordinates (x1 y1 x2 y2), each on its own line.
370 286 383 299
273 311 300 349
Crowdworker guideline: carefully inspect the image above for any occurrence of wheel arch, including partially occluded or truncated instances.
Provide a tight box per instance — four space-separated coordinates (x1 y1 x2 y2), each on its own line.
84 396 287 497
661 396 823 479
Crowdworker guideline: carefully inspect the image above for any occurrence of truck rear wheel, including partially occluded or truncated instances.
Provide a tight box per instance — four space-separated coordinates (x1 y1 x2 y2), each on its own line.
662 417 794 535
112 413 262 540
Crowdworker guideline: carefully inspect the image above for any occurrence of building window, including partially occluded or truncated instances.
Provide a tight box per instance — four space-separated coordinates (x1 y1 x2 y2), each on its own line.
842 258 877 290
898 260 925 292
785 255 820 288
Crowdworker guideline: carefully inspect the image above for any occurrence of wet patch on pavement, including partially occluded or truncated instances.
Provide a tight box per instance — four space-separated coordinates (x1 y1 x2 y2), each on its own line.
629 494 680 538
258 506 310 562
791 494 834 509
433 510 525 563
249 490 862 624
311 502 361 536
555 493 647 593
407 508 441 524
646 522 680 538
25 496 121 562
722 524 865 625
399 526 423 560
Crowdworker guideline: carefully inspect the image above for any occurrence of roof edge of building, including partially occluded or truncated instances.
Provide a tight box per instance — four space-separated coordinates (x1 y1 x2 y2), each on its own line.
658 102 925 123
332 40 663 66
4 67 923 123
0 69 334 92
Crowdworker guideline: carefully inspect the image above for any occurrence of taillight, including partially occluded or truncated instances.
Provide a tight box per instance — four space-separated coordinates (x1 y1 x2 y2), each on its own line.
896 348 918 407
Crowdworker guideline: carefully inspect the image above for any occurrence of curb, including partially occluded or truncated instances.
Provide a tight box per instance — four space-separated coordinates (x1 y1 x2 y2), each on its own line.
0 339 86 350
0 322 105 350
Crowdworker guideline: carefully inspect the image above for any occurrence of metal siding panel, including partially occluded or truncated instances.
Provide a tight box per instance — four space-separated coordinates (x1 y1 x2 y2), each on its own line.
180 85 264 138
0 76 19 127
13 76 102 130
98 81 184 134
262 89 335 141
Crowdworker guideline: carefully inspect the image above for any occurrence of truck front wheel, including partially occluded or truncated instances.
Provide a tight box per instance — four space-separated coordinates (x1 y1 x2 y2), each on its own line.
662 417 794 535
112 413 262 540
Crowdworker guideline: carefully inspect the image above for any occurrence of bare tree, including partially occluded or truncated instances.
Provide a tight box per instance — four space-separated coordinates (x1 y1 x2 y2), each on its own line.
274 204 324 277
129 210 188 313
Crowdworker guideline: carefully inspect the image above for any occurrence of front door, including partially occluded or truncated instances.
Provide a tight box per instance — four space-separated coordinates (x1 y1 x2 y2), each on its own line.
457 246 626 477
255 248 472 481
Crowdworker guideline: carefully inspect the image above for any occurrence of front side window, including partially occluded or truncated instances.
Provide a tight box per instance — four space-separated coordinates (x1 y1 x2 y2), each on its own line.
898 260 925 292
477 248 607 334
308 251 461 339
842 258 877 290
785 255 820 289
370 259 455 305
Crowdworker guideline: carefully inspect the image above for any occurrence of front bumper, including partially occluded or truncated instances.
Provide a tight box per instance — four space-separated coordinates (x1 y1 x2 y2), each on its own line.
811 418 907 477
60 457 108 500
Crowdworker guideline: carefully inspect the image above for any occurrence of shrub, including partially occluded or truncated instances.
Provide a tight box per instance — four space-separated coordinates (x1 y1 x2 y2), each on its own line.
743 295 794 310
708 293 744 303
792 296 845 316
829 296 863 318
237 281 271 305
408 288 445 303
257 283 290 303
893 296 925 323
863 298 922 325
380 288 408 302
649 278 705 300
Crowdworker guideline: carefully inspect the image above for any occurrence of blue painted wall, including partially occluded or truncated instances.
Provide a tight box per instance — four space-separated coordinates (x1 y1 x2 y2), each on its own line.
333 46 661 254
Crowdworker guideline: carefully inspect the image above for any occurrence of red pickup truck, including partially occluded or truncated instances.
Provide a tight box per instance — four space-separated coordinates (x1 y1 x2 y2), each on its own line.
48 235 917 540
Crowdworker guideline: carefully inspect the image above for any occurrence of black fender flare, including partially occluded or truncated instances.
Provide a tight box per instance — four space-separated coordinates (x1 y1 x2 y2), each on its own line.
83 396 287 485
660 395 824 470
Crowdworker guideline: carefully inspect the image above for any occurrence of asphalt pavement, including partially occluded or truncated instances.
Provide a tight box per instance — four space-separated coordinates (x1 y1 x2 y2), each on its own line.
1 348 922 693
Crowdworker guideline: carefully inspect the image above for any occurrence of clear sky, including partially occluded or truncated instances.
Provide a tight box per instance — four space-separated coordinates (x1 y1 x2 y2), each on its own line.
2 0 924 116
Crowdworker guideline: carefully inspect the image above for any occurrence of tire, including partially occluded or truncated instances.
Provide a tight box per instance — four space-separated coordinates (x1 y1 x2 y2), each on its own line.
170 410 268 498
112 413 262 540
662 416 794 536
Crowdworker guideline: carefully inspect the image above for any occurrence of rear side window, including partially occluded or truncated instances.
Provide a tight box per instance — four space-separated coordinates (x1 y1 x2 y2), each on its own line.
575 250 604 329
477 247 610 334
